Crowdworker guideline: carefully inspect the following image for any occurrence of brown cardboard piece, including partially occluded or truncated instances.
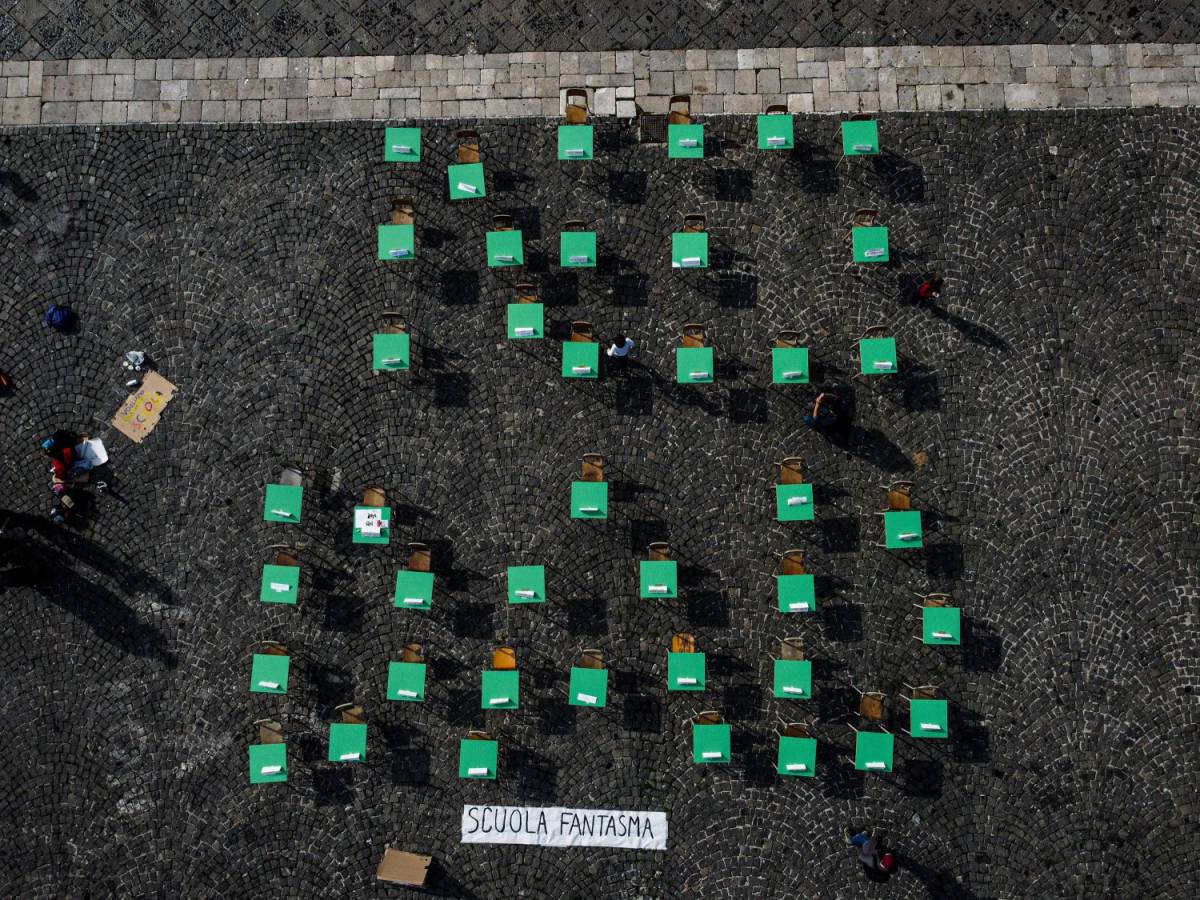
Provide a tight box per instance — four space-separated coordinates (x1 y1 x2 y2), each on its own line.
111 371 177 443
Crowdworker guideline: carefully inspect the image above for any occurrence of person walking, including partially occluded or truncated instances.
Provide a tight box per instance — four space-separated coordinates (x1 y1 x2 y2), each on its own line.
845 827 880 871
605 334 635 375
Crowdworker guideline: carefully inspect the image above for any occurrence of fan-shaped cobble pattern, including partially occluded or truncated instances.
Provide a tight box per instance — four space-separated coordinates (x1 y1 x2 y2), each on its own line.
0 110 1198 899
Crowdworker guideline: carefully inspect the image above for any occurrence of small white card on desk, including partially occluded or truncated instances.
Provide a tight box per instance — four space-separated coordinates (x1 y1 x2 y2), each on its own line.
354 508 384 530
257 680 280 689
571 366 592 374
339 752 360 761
932 631 953 639
402 597 425 606
388 248 411 258
270 509 292 517
568 255 589 263
701 751 722 759
576 693 597 705
565 148 586 157
898 532 919 540
767 136 786 145
679 256 702 267
919 722 941 731
788 601 810 611
863 247 885 258
514 327 535 336
678 138 699 147
676 677 698 685
689 371 710 380
393 144 412 154
782 370 804 379
873 360 893 369
396 689 419 698
782 686 805 695
468 767 489 776
514 589 536 598
579 506 600 513
785 763 807 772
865 761 886 770
786 496 808 506
381 357 405 366
648 584 669 594
457 181 477 193
495 254 515 262
269 582 291 592
488 697 510 706
853 143 875 152
260 765 283 774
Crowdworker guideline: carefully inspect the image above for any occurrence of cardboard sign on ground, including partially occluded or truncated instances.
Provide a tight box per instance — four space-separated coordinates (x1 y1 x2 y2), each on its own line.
111 371 177 443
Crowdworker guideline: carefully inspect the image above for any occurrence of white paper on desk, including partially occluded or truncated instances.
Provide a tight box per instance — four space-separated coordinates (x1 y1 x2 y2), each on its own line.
269 582 291 592
339 752 361 761
852 143 875 152
568 255 590 263
788 602 810 611
354 508 384 531
932 631 953 639
679 257 702 267
571 366 592 374
676 677 698 685
514 327 535 336
782 686 805 695
489 697 510 706
919 722 941 731
689 371 710 379
468 767 489 776
402 597 425 605
393 144 412 154
786 496 808 506
257 681 280 689
396 689 419 698
865 761 886 770
677 138 699 147
514 589 536 598
457 182 477 193
782 370 804 379
576 693 597 705
565 148 586 157
701 751 722 759
863 247 885 258
389 248 411 258
785 763 807 771
260 765 283 774
767 136 786 145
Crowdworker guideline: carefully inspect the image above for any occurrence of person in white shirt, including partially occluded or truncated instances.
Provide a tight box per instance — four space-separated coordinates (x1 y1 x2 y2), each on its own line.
605 334 635 375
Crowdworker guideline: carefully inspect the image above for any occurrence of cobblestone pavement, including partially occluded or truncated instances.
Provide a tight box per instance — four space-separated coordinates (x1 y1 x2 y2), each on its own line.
0 0 1199 60
1 111 1199 898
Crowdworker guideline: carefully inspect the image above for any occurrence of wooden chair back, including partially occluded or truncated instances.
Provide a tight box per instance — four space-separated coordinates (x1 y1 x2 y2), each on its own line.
906 684 938 700
858 692 885 722
885 481 913 511
407 542 431 572
695 710 722 726
782 722 810 739
921 593 951 608
362 486 386 507
580 453 605 482
775 329 802 348
648 542 671 561
376 849 432 887
779 549 806 576
765 103 788 115
849 208 879 229
862 324 889 340
564 88 589 124
579 648 604 670
668 95 691 125
563 219 585 232
260 640 288 656
336 703 366 725
390 196 414 226
778 457 805 485
492 213 514 231
467 729 492 741
681 323 706 348
515 282 538 304
401 643 424 664
570 321 594 342
456 129 480 164
254 718 285 744
671 632 696 654
381 310 406 334
779 637 805 661
279 465 303 487
493 646 517 670
269 545 299 568
682 213 706 233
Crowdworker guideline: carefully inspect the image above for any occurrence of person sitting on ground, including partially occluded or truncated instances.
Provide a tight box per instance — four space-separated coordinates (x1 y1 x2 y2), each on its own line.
917 273 943 301
41 431 77 481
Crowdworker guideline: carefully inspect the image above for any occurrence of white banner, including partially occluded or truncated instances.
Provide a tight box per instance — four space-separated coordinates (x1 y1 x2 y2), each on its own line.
461 805 667 850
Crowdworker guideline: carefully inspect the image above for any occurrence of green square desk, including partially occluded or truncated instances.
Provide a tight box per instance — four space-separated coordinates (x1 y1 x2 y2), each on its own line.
459 738 498 779
249 653 290 695
377 224 415 260
568 667 609 707
772 347 809 384
507 303 544 339
922 607 962 645
777 736 817 776
328 723 367 763
373 333 411 372
668 124 705 159
487 230 524 267
263 483 303 523
859 336 897 375
883 510 923 549
671 231 709 268
571 481 608 519
776 483 815 522
693 723 730 763
557 124 594 160
910 698 949 739
384 127 421 162
676 347 714 384
507 565 546 604
386 661 427 702
448 162 486 200
352 505 392 544
777 574 816 613
481 669 520 710
772 659 813 699
842 119 880 156
560 231 597 267
852 226 890 263
260 564 299 604
854 731 894 772
667 651 706 691
562 342 599 379
758 114 794 150
249 743 288 784
394 569 434 610
640 560 678 599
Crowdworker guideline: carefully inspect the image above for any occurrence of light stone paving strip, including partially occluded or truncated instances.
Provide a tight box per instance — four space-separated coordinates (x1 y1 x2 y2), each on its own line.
0 44 1196 126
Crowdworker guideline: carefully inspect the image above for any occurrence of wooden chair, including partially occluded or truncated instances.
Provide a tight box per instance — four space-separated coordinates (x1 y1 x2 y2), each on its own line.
563 218 586 232
267 545 299 568
570 321 594 342
401 643 424 664
564 88 589 124
390 196 414 226
777 457 805 485
851 325 888 375
335 703 366 725
376 848 432 887
254 718 285 745
648 542 671 561
695 710 722 725
515 282 538 304
781 721 811 739
682 213 706 233
578 648 604 670
903 683 938 701
668 95 691 125
278 465 303 487
362 486 386 508
492 213 514 231
779 636 805 661
681 323 707 348
854 690 886 724
456 129 480 164
407 542 431 572
467 729 492 740
257 640 288 657
671 632 697 654
778 549 806 576
845 208 880 240
882 481 913 511
775 329 802 348
912 592 951 609
381 310 406 335
765 103 788 116
580 453 604 482
493 646 517 670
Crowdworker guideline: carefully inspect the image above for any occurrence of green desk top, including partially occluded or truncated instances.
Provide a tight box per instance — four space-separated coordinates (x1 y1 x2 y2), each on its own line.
557 124 594 160
777 735 817 776
373 332 411 371
249 743 288 784
249 653 290 694
667 651 706 691
910 698 949 739
859 336 897 375
561 341 599 379
842 119 880 155
487 229 524 267
758 114 795 150
922 606 962 645
507 303 544 339
259 563 299 604
352 505 392 544
386 661 427 701
776 483 815 521
328 722 367 762
568 667 609 707
377 223 415 260
394 569 434 610
671 231 709 268
884 510 923 549
459 738 498 779
571 480 608 519
772 659 813 699
852 226 890 263
560 231 597 267
676 346 714 383
481 669 520 710
507 565 546 604
777 574 816 613
854 730 894 771
640 560 678 599
263 483 303 523
772 347 809 384
384 127 421 162
693 723 731 763
668 123 705 159
448 162 486 200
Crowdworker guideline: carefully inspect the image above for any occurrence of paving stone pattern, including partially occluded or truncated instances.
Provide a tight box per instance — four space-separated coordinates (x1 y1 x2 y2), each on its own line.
1 0 1198 60
3 42 1199 126
1 111 1199 898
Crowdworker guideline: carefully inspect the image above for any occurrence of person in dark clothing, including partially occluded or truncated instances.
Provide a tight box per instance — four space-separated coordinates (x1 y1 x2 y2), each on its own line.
804 392 841 433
